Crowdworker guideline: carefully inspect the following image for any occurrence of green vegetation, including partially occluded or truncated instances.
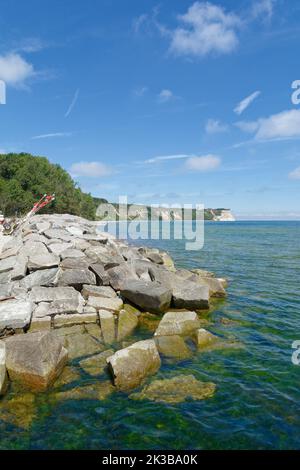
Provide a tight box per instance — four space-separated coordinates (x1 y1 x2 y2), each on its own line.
0 153 96 219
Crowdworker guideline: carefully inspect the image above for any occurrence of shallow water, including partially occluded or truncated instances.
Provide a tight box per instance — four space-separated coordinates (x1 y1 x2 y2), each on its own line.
1 221 300 450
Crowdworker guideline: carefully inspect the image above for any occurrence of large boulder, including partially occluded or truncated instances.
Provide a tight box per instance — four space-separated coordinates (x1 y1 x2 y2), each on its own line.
27 253 60 271
82 284 116 299
106 264 138 290
121 280 172 314
89 263 110 286
43 228 74 242
0 256 17 274
48 242 73 256
106 339 161 390
11 254 28 280
196 277 226 298
87 296 123 312
57 268 96 289
0 300 33 331
20 267 60 290
4 331 68 391
21 241 49 257
172 281 209 310
0 341 8 395
154 310 201 337
30 286 82 303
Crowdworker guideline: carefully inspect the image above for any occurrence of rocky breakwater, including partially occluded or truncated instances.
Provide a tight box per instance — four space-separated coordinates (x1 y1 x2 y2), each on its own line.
0 213 227 404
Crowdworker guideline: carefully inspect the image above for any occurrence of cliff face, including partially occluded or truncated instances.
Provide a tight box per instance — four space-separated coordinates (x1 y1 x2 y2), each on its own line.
209 209 235 222
96 203 235 221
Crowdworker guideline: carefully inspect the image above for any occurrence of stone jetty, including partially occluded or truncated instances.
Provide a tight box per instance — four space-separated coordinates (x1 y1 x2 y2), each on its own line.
0 213 227 400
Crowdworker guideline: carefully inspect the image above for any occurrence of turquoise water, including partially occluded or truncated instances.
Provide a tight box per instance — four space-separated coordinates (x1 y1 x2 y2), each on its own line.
0 221 300 449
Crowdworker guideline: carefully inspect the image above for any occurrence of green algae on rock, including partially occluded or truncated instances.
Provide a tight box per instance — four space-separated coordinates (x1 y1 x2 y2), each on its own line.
130 374 216 404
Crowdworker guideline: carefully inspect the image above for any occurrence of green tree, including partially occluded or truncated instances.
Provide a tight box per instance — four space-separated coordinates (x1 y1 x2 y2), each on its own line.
0 153 97 219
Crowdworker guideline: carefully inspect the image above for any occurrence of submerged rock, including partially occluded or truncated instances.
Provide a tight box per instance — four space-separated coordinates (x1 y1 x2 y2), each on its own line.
154 310 200 337
79 349 114 376
4 331 68 391
107 339 161 391
155 335 192 360
130 374 216 403
54 381 114 401
194 328 218 348
117 308 139 341
99 311 115 344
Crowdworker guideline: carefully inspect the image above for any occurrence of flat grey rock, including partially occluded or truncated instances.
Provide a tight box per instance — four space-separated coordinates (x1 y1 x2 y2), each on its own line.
57 268 96 289
0 299 33 330
28 253 60 271
121 279 172 314
20 268 60 290
154 310 201 337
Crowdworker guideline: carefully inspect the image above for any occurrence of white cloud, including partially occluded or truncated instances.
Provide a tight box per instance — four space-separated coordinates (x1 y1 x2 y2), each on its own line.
65 89 79 118
169 2 241 58
144 154 190 164
289 167 300 180
205 118 228 134
251 0 275 21
234 91 261 115
0 53 35 86
255 109 300 140
158 89 173 103
31 132 72 140
70 161 112 178
235 109 300 141
185 154 221 171
235 120 259 133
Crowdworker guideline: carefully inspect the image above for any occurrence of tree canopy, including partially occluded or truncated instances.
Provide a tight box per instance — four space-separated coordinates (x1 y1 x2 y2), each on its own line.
0 153 96 219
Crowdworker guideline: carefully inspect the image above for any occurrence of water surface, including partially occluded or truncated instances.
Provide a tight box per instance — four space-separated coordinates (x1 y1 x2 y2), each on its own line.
1 221 300 450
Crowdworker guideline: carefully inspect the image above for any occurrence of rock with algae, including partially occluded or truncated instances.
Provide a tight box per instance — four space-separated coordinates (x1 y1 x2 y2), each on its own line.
130 374 216 404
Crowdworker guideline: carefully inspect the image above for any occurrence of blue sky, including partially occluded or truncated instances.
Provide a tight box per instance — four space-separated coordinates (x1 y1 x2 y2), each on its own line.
1 0 300 219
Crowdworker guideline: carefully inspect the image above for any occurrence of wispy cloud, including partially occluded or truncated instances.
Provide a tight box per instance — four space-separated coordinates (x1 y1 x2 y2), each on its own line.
65 89 79 117
13 37 47 53
205 118 228 134
0 53 35 87
168 2 241 58
289 166 300 180
251 0 275 21
185 154 221 171
31 132 72 140
157 89 174 103
70 161 113 178
134 86 148 97
143 154 190 164
132 14 149 34
234 90 261 115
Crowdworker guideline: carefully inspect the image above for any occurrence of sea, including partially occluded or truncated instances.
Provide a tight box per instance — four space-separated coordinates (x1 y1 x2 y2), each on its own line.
0 221 299 450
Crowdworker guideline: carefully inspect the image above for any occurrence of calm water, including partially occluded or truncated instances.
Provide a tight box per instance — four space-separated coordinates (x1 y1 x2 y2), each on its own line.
1 221 300 450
